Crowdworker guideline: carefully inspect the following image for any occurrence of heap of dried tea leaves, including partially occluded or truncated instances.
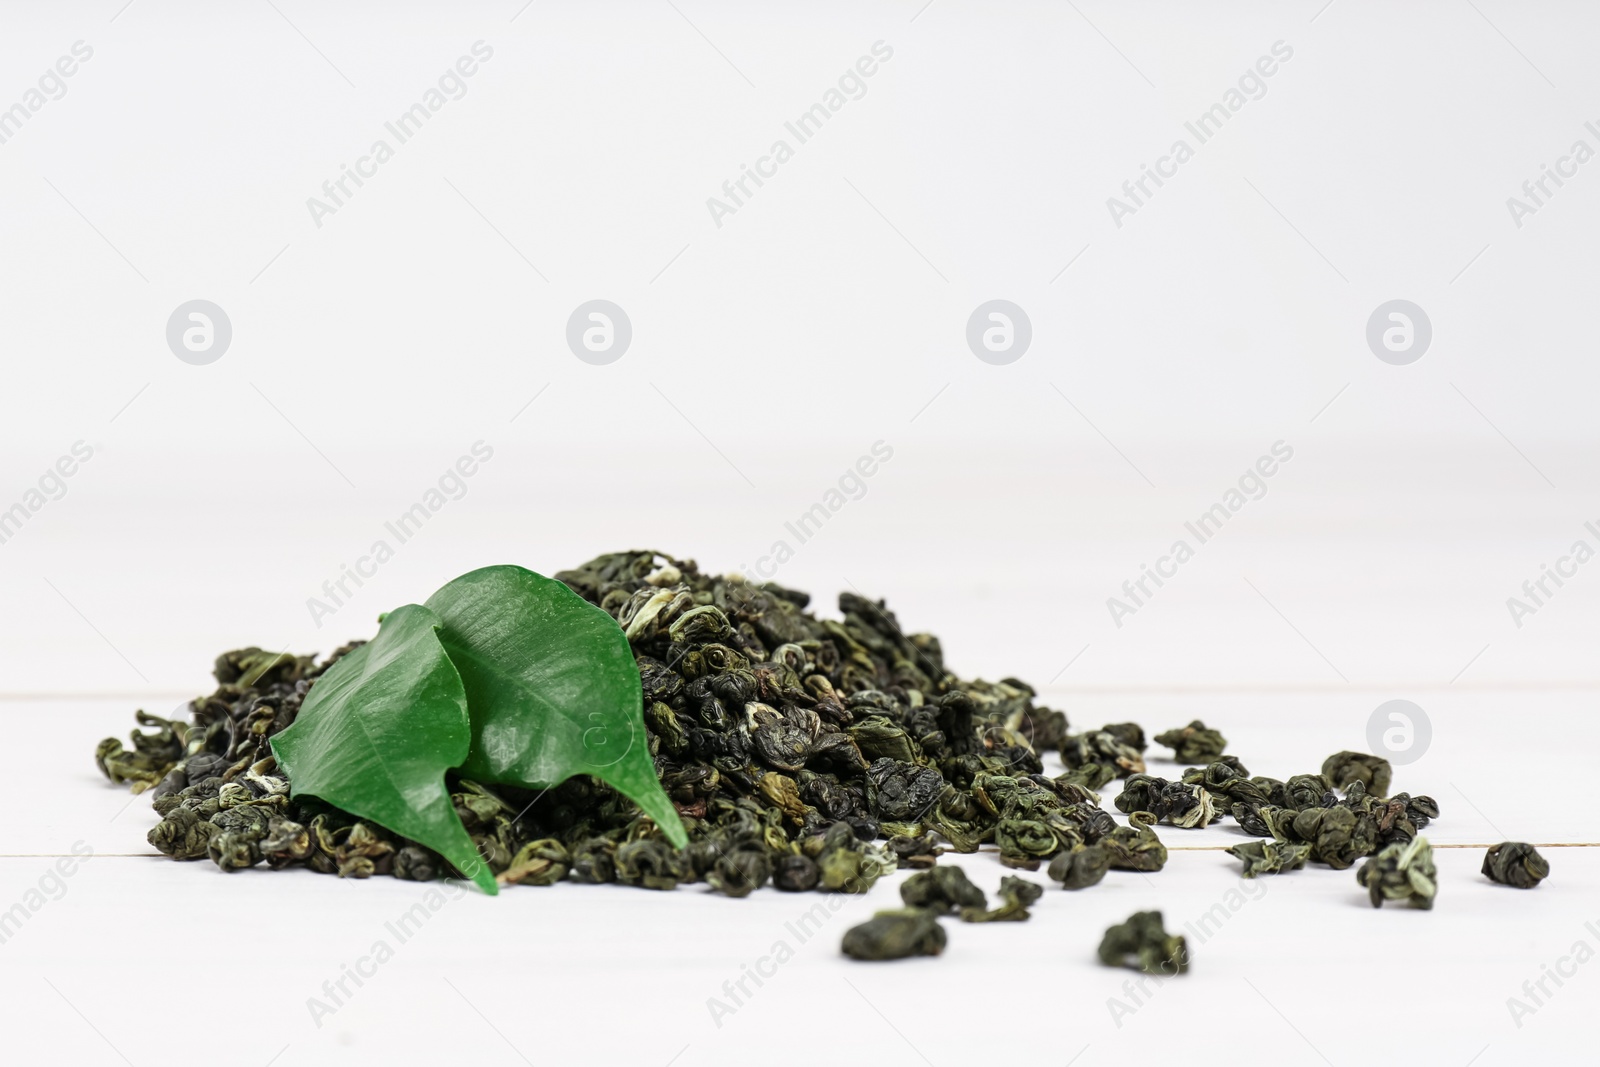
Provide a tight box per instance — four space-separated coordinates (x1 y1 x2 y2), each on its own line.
98 551 1099 897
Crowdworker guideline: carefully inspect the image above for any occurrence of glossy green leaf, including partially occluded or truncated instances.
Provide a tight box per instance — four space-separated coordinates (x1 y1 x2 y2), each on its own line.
425 565 688 848
270 604 496 894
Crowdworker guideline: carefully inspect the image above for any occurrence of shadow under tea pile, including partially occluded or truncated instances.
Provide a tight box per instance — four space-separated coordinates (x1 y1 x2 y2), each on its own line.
96 550 1111 893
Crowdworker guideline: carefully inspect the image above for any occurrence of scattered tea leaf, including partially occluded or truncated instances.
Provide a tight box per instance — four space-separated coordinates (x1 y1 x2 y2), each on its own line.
1355 836 1436 909
1482 841 1549 888
1099 910 1188 975
841 908 946 960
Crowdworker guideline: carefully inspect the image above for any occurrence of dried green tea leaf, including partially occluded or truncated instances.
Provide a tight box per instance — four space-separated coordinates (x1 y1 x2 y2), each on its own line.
1115 774 1218 828
425 565 688 849
269 605 496 894
261 816 311 868
1012 706 1069 751
1047 844 1111 889
1102 811 1168 871
1227 838 1310 878
1183 761 1265 804
1351 787 1438 848
772 854 820 892
499 838 570 887
147 805 217 859
1322 750 1392 798
1153 720 1226 763
900 865 986 915
1284 772 1334 808
884 831 940 869
1289 805 1377 869
95 710 191 791
1056 763 1117 792
615 837 692 889
815 821 895 893
1098 910 1188 975
960 875 1042 922
841 908 946 960
1482 842 1549 888
1099 722 1147 751
1356 836 1436 909
705 842 773 897
1061 730 1145 777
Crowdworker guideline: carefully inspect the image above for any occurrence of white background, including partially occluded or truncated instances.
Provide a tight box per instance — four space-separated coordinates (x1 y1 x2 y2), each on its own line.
1 1 1596 1063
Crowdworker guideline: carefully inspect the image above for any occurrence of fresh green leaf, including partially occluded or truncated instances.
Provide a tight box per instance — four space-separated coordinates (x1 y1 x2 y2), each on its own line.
425 565 688 849
270 604 496 894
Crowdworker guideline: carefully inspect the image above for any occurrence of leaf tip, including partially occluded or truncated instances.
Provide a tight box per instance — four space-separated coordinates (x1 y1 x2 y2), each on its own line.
638 793 689 850
463 860 499 896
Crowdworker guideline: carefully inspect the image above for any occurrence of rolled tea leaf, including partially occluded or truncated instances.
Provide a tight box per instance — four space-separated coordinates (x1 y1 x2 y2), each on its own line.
1057 763 1117 792
1482 842 1549 888
1102 811 1168 871
900 865 986 914
269 605 496 894
1115 774 1218 828
1061 730 1145 777
1098 910 1188 975
425 565 688 848
960 875 1043 922
1322 750 1392 798
1183 761 1266 805
772 854 820 892
815 822 896 893
1153 720 1226 763
841 908 946 960
1227 838 1310 878
1047 844 1111 889
1284 772 1333 808
1290 805 1377 869
1355 836 1437 909
499 838 571 887
615 838 692 890
1099 722 1146 751
706 842 773 898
